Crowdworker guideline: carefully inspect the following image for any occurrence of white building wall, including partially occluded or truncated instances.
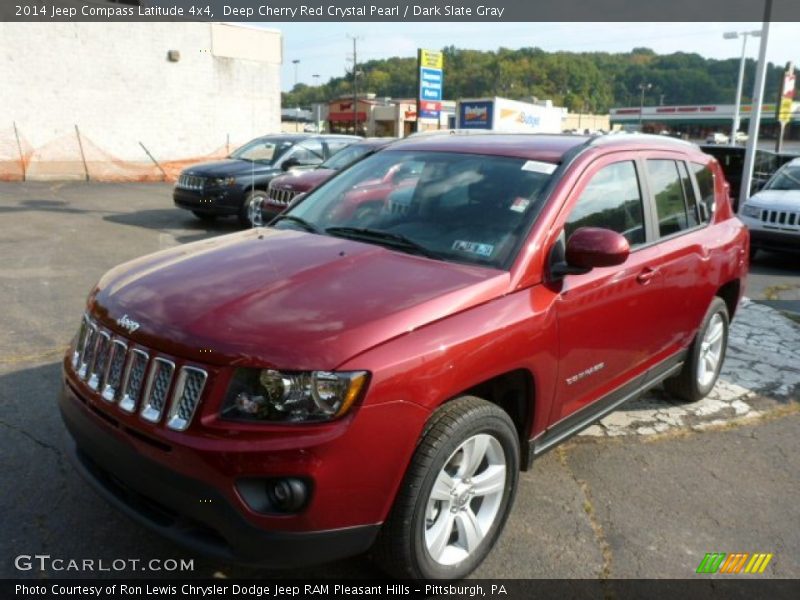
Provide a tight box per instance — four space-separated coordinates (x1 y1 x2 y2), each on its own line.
0 22 282 181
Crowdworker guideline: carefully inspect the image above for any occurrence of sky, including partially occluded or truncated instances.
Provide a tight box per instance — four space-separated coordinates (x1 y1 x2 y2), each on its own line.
265 22 799 92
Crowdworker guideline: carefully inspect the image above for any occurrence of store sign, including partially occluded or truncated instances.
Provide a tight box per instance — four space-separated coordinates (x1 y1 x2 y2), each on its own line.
777 63 796 125
418 49 444 119
459 101 493 129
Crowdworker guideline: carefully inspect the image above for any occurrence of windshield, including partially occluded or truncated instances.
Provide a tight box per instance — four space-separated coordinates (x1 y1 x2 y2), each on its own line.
320 143 376 170
765 165 800 191
230 138 294 164
279 150 554 269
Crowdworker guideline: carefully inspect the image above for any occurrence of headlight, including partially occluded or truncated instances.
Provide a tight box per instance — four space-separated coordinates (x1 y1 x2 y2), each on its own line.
221 368 368 423
742 204 761 219
213 177 237 187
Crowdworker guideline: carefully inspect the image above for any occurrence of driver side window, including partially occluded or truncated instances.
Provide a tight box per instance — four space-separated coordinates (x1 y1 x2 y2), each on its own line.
564 161 645 247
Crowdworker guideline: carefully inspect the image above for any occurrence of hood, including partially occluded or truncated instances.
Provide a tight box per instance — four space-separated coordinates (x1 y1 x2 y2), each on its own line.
270 169 336 193
749 189 800 211
182 159 280 179
89 229 509 370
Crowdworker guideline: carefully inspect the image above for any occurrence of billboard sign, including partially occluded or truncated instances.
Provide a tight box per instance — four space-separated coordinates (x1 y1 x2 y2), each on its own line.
418 49 444 120
459 101 493 129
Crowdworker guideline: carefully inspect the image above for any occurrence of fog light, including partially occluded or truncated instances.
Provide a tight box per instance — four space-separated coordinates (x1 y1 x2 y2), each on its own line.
267 478 308 512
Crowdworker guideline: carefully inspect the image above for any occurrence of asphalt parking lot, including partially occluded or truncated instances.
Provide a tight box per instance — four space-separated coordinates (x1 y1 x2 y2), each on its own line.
1 182 798 580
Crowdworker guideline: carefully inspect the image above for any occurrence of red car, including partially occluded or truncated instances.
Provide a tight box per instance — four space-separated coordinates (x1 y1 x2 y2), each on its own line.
251 138 395 226
60 133 748 579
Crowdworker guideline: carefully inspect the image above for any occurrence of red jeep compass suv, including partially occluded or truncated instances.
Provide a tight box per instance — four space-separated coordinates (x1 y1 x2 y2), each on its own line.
59 133 748 579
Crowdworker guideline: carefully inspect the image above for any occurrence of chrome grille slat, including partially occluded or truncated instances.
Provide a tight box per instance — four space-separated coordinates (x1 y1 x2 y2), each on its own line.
268 185 296 206
119 349 149 413
78 324 98 380
177 174 205 191
87 331 111 390
140 358 175 423
72 316 90 370
101 339 128 402
167 367 208 431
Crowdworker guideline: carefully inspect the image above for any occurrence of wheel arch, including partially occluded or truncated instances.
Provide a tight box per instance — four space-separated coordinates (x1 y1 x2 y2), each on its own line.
442 369 536 471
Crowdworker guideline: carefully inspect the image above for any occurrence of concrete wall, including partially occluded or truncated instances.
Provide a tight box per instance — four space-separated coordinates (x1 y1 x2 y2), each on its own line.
0 22 282 181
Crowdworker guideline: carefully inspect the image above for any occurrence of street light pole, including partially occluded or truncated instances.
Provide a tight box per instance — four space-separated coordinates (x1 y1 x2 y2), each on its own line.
739 1 772 212
292 59 300 88
638 83 651 131
724 30 761 145
313 74 321 133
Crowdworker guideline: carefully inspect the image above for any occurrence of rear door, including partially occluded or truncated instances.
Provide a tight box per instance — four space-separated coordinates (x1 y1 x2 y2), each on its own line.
643 154 717 353
550 156 669 422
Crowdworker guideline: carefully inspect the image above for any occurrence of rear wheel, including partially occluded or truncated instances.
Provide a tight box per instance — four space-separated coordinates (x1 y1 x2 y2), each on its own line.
373 396 519 580
664 297 729 402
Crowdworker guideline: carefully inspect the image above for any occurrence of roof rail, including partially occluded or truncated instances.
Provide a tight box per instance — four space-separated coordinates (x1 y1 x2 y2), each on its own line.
588 131 698 149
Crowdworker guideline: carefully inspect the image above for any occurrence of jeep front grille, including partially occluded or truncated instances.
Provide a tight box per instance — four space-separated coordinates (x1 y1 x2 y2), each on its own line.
177 174 205 191
119 349 149 413
760 209 799 230
167 367 208 431
267 186 297 206
70 315 208 432
140 358 175 423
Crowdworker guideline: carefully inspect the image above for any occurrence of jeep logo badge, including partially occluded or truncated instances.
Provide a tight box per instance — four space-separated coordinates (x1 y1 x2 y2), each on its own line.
116 314 140 333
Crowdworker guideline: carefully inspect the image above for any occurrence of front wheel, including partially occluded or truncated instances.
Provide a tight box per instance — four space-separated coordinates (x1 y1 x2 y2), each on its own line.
664 297 729 402
373 396 520 580
240 190 268 227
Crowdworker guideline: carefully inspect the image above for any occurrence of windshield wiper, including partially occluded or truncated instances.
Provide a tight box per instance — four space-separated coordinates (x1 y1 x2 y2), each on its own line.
271 214 321 233
325 226 442 259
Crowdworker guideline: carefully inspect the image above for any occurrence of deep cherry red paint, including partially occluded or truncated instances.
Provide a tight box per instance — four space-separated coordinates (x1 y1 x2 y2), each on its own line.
566 227 630 268
61 134 749 540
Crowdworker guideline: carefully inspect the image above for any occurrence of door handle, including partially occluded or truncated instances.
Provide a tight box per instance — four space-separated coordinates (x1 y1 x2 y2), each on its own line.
636 267 658 284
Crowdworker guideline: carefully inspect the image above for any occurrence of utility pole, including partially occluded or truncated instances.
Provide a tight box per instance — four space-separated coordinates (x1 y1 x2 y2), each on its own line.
347 35 361 135
638 83 652 131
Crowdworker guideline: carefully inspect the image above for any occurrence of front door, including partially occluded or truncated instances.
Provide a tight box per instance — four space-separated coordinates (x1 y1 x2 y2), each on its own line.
550 157 668 422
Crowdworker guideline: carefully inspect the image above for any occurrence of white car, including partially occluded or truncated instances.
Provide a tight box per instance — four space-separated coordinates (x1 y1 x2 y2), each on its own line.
705 132 730 145
739 157 800 258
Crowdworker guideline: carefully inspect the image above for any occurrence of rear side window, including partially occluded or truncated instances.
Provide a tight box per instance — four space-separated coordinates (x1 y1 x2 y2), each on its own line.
647 159 695 237
565 161 645 247
690 162 715 222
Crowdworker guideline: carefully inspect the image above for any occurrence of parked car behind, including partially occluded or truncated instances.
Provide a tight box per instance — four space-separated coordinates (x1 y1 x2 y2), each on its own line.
251 138 395 227
739 157 800 258
700 144 778 210
61 134 747 580
173 134 360 225
705 132 730 145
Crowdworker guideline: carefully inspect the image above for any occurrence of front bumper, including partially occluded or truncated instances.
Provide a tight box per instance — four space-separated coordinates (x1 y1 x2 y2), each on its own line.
173 187 245 216
59 383 380 567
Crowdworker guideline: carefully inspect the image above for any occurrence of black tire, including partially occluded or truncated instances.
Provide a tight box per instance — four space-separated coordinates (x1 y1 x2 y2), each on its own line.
191 211 217 222
372 396 520 580
749 246 758 261
239 190 267 227
664 297 729 402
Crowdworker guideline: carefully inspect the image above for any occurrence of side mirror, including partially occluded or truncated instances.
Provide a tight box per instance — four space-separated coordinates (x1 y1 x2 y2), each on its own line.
281 157 300 171
566 227 630 269
552 227 630 278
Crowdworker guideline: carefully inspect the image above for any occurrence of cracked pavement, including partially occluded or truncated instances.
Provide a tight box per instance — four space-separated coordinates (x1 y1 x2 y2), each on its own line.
1 182 798 579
